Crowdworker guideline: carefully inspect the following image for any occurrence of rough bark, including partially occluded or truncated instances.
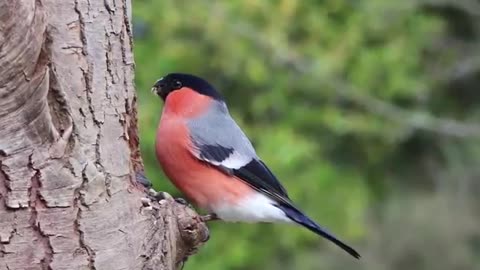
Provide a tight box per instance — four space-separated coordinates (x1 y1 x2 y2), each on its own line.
0 1 208 269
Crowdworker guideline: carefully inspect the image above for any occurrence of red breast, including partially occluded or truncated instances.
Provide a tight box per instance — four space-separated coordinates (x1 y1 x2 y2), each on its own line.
161 87 212 118
155 88 254 209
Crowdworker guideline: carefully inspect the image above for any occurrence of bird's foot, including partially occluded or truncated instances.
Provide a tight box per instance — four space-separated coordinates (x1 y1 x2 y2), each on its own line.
175 197 190 206
141 189 194 212
200 213 219 222
147 188 172 202
140 189 172 213
140 196 158 214
146 188 190 206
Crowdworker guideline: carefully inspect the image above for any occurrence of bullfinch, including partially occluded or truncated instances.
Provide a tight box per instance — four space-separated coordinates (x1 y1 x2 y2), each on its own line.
151 73 360 259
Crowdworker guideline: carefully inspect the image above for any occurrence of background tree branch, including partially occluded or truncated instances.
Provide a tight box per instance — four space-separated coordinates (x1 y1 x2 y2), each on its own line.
229 21 480 138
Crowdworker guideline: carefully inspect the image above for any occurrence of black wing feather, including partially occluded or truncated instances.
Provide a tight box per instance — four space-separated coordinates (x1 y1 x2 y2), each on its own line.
232 159 290 199
198 144 234 162
194 144 290 201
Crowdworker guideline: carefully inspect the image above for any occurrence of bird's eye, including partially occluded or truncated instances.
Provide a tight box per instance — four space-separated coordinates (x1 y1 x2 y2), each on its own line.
173 80 182 89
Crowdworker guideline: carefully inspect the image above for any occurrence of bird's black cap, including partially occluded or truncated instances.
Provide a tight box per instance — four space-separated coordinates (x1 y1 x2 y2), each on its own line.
152 73 224 101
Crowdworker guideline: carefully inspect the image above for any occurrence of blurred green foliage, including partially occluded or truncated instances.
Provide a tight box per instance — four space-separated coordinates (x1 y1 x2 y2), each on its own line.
133 0 480 269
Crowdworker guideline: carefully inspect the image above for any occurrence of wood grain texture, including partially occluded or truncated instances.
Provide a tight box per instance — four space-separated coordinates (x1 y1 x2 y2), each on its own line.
0 1 208 269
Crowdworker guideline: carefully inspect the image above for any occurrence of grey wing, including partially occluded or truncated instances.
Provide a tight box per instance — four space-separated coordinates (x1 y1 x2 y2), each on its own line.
187 102 257 169
187 101 290 198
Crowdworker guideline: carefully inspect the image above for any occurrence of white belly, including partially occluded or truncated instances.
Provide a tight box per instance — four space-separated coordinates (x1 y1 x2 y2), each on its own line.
211 193 292 223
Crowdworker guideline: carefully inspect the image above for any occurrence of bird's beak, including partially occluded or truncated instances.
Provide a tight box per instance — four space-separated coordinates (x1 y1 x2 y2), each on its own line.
151 85 160 95
151 78 164 98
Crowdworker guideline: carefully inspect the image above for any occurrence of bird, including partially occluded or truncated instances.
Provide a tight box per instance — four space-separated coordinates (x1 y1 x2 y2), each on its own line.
151 73 360 259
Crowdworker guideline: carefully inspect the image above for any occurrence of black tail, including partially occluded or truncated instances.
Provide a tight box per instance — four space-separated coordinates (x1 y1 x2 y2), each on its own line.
277 204 361 259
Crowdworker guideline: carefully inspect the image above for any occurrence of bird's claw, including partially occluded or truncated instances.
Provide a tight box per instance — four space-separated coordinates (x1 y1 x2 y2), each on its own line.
140 197 158 214
174 197 189 205
174 197 196 210
140 190 174 215
147 189 172 202
141 197 152 206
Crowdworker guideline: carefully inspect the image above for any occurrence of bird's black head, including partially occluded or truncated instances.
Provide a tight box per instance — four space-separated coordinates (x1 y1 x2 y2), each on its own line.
151 73 223 101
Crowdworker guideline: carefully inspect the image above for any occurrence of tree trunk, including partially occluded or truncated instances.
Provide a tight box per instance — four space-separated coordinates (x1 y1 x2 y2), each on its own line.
0 1 208 269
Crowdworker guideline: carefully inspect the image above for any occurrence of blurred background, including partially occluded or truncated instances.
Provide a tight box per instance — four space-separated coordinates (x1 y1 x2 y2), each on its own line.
132 0 480 269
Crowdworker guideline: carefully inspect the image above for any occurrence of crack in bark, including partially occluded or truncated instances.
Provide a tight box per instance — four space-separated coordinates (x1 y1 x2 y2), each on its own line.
0 242 6 257
105 38 116 86
104 0 115 14
120 0 133 62
75 211 95 269
72 164 96 270
28 154 53 270
74 208 96 270
73 2 99 268
102 29 116 198
101 3 123 197
1 166 13 210
82 53 106 200
118 0 140 184
126 96 143 177
94 128 110 197
75 0 111 199
161 213 171 267
0 161 7 210
74 0 88 54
